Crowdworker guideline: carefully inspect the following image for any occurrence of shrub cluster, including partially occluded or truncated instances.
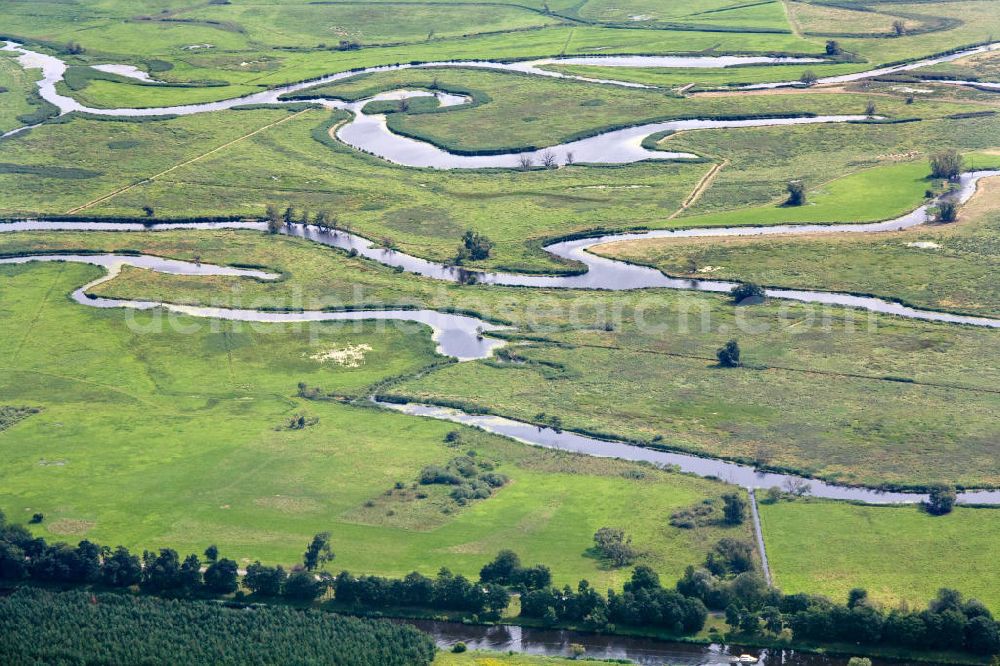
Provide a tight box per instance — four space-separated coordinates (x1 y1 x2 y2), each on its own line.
419 454 509 504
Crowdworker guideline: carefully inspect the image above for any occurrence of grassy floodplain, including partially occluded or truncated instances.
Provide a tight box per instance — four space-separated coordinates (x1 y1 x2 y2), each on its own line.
594 162 1000 317
1 0 1000 657
0 261 753 589
759 500 1000 614
2 92 1000 273
1 229 997 489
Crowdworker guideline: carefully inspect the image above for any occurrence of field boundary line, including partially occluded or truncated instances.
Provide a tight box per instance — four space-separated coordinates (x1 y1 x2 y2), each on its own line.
526 340 1000 395
669 158 728 219
9 263 64 362
782 0 804 38
0 368 163 408
65 109 312 215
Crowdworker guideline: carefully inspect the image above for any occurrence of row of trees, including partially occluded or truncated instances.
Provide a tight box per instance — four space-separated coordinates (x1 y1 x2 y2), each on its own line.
521 566 708 635
3 508 996 656
676 564 1000 655
264 204 340 234
0 511 335 601
333 568 511 618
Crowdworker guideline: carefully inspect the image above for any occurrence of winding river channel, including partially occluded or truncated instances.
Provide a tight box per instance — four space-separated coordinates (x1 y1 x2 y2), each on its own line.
6 168 999 328
1 40 999 505
3 40 999 166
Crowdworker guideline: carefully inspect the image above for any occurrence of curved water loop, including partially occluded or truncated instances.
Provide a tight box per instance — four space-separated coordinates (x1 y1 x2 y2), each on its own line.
0 254 506 360
3 251 994 501
7 170 998 326
2 42 998 501
4 40 999 166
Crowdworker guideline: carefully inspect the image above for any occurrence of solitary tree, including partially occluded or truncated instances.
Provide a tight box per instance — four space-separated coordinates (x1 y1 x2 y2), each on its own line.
716 339 741 367
892 19 907 36
799 70 818 86
592 527 638 567
848 587 869 608
455 230 495 262
936 200 959 222
925 484 957 515
303 532 335 571
722 493 747 525
265 203 283 234
204 545 218 562
825 40 841 55
204 558 239 594
731 282 766 305
518 154 534 171
786 180 807 206
865 99 877 117
541 150 557 169
930 149 963 180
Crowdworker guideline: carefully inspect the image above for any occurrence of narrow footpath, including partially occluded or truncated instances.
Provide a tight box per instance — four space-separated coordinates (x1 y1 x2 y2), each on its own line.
749 490 772 585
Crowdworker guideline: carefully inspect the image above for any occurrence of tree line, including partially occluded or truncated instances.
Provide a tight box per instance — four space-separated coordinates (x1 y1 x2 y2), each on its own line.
2 510 997 657
0 510 336 602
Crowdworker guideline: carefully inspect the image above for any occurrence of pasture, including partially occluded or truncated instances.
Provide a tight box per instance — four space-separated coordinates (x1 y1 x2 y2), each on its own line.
0 261 752 589
759 499 1000 614
0 0 999 653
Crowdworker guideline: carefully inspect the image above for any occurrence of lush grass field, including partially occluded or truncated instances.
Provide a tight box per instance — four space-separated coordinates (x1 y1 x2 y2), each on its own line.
315 70 972 153
921 49 1000 81
181 2 563 46
595 173 1000 317
661 112 1000 214
577 0 793 30
0 107 711 273
0 261 752 588
759 500 1000 614
0 53 43 133
2 88 997 273
539 61 868 89
2 229 996 488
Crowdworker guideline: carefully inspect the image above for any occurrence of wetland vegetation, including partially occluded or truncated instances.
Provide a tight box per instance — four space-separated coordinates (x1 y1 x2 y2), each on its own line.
1 0 999 662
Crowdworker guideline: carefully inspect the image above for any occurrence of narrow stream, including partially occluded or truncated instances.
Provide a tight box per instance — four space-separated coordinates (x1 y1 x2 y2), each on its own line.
0 254 506 360
375 400 1000 505
3 40 998 168
6 170 998 327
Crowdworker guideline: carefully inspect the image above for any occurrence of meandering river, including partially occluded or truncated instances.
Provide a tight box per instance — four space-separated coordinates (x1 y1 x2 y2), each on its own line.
3 40 998 167
6 169 998 327
1 39 998 508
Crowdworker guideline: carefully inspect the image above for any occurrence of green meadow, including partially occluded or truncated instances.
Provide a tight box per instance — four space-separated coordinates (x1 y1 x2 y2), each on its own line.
0 261 752 589
596 173 1000 317
1 229 997 488
1 0 999 646
760 500 1000 614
